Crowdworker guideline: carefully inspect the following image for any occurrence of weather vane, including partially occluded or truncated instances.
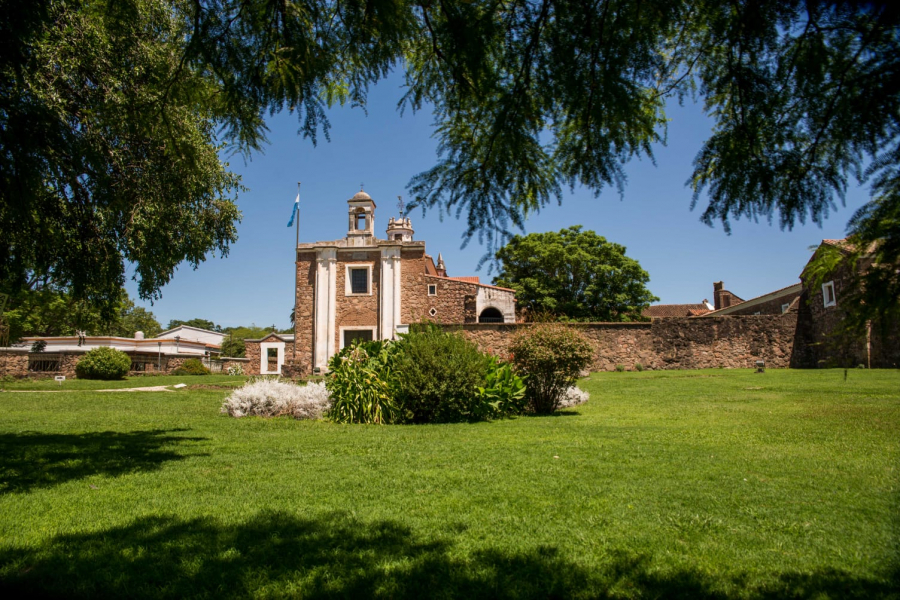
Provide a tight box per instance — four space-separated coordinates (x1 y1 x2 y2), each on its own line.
360 182 365 191
397 195 405 218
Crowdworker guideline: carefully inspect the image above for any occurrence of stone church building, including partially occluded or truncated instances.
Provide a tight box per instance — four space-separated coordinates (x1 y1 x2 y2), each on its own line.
249 190 516 376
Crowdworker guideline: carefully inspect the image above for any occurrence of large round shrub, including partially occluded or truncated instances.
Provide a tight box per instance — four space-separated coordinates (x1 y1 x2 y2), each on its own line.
75 347 132 380
391 325 491 423
510 324 593 414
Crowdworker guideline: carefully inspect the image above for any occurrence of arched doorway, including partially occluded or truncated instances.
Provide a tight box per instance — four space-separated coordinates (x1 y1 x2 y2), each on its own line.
478 307 505 323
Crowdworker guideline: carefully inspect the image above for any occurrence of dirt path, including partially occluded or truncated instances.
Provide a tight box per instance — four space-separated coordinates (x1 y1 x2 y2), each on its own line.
3 385 175 393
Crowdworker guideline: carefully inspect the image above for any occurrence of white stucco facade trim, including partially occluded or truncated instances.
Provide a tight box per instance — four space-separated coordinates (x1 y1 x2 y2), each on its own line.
260 341 286 375
344 263 374 296
476 286 516 323
314 247 338 369
379 247 402 340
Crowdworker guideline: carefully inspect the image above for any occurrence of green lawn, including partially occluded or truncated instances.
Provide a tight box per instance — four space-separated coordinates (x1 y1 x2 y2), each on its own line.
0 369 897 599
0 373 248 391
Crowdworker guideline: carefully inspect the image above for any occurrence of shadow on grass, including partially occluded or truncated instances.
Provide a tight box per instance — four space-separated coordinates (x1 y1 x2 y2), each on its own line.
0 511 895 599
0 429 208 494
521 410 582 418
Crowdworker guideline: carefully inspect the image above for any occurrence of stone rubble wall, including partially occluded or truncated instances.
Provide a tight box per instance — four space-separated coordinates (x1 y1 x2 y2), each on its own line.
454 313 798 371
0 349 234 378
244 342 262 376
0 349 32 377
791 260 899 368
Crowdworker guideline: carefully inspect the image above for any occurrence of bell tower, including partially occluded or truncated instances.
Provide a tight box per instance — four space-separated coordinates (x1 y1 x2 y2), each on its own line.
347 190 376 246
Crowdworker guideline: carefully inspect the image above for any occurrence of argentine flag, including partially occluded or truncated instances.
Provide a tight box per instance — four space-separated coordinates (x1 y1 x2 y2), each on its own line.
286 193 299 227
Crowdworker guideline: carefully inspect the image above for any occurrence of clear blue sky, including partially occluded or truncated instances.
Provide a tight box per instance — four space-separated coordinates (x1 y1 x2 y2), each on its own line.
125 72 870 330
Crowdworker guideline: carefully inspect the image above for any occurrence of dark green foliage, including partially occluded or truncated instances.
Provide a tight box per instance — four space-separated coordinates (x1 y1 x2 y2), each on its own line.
3 288 162 343
493 227 658 321
219 336 245 358
30 340 46 353
475 357 528 418
167 319 221 333
1 0 241 315
510 325 594 414
390 328 492 423
325 342 398 424
324 330 524 424
75 347 132 380
172 359 210 376
5 0 898 329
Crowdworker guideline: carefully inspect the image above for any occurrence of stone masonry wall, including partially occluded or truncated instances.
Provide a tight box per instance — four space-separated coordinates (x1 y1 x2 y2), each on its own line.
791 259 899 368
422 275 480 324
0 349 28 376
0 350 228 378
335 250 382 349
399 249 429 324
244 342 262 375
294 251 317 373
455 314 798 371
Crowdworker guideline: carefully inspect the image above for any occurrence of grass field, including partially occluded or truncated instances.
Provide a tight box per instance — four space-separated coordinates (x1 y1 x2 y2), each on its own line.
0 369 897 599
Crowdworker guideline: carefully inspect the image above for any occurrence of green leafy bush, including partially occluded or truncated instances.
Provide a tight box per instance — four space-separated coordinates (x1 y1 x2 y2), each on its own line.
475 357 528 418
172 358 210 376
634 363 644 372
326 342 397 424
324 326 527 425
510 324 593 414
390 327 493 423
75 347 132 380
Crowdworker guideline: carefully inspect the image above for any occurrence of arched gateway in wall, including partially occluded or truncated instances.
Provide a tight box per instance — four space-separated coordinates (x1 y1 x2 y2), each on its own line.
478 307 505 323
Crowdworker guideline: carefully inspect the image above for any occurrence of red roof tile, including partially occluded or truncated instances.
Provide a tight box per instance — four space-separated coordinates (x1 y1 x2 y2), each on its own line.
449 276 480 284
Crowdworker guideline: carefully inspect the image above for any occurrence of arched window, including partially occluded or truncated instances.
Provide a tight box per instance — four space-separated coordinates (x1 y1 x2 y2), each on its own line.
478 307 504 323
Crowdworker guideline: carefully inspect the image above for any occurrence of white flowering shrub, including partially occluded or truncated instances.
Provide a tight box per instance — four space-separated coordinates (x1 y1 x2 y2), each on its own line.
226 364 244 376
221 378 331 420
556 386 590 410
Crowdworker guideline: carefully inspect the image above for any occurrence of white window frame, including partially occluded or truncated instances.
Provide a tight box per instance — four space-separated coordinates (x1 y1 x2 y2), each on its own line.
822 281 836 308
345 263 373 296
781 303 790 314
339 326 378 349
259 341 285 375
428 284 437 296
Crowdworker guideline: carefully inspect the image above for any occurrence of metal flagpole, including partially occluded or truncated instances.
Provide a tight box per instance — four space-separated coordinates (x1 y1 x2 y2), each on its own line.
293 182 300 363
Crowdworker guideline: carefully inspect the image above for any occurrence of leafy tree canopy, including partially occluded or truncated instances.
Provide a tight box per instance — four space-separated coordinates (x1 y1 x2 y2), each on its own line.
493 227 658 321
166 318 221 332
3 0 898 326
3 287 161 342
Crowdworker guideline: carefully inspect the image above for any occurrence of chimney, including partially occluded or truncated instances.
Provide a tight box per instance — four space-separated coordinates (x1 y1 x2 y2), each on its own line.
713 281 725 310
436 253 447 277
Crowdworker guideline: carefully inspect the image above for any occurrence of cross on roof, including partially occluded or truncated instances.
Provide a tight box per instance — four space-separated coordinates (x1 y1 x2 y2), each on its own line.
397 195 405 218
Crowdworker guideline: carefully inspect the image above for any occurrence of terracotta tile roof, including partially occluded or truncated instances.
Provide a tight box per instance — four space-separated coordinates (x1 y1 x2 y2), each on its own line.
449 276 480 284
821 238 877 254
642 304 712 318
424 254 438 276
